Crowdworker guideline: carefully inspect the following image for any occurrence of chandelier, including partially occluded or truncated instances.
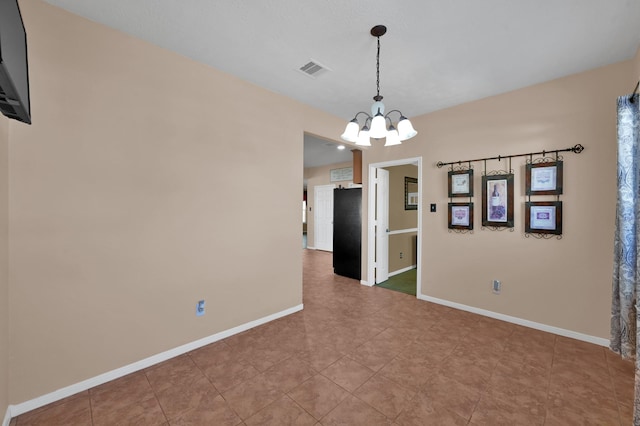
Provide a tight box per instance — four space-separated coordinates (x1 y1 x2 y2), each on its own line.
341 25 417 147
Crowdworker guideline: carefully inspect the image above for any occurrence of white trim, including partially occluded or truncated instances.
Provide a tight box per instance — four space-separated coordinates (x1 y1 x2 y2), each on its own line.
360 279 371 286
388 265 417 277
418 294 609 347
2 406 10 426
388 228 418 235
306 246 316 250
9 304 304 417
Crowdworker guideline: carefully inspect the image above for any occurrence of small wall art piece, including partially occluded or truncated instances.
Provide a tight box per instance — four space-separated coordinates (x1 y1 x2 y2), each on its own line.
525 201 562 235
526 161 563 195
330 167 354 182
448 169 474 197
448 202 473 230
405 177 418 210
482 174 514 228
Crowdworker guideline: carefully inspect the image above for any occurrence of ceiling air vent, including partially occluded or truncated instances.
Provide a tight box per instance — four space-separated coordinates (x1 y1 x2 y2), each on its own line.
298 60 331 79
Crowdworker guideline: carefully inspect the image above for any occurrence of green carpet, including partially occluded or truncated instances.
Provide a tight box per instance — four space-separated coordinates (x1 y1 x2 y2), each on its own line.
376 268 417 296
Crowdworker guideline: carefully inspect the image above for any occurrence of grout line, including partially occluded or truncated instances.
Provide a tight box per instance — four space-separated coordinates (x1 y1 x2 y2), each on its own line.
88 393 94 426
542 334 559 425
603 349 624 426
142 370 169 424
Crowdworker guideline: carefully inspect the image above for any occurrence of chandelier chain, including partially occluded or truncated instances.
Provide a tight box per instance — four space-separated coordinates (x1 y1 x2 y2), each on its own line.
376 36 380 98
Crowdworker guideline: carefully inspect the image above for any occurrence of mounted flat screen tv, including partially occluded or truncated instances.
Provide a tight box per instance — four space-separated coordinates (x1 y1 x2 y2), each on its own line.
0 0 31 124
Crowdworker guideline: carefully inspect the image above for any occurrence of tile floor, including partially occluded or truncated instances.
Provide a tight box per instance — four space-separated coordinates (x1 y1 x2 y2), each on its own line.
11 249 635 425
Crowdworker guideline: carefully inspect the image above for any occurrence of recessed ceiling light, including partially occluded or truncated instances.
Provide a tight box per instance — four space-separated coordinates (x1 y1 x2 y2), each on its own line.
337 145 346 150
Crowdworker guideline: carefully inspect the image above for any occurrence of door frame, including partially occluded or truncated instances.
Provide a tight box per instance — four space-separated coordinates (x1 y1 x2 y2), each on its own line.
366 157 422 298
375 167 389 284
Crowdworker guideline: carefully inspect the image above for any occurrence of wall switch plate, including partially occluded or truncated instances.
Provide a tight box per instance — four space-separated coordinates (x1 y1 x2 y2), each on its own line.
430 203 436 212
196 300 205 316
492 280 501 294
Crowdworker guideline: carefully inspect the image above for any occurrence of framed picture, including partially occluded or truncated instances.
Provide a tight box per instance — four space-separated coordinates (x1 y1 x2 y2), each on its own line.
526 201 562 235
482 174 514 228
448 169 474 197
526 161 563 195
448 202 473 230
405 177 418 210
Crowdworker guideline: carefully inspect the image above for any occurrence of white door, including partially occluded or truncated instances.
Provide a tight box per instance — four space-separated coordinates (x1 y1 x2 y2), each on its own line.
314 184 335 251
375 168 389 283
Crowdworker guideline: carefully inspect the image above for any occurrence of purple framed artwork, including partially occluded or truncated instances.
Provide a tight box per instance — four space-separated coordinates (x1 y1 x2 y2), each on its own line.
482 174 514 228
448 202 473 230
525 201 562 235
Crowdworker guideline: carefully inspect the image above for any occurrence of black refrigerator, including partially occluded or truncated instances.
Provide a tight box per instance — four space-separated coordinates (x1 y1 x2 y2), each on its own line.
333 187 362 280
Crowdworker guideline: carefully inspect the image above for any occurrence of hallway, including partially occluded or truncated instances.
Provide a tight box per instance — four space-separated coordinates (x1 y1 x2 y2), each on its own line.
10 249 634 425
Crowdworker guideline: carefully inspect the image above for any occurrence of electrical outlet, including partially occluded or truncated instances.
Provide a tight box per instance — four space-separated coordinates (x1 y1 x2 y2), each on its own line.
196 300 205 316
492 280 501 294
400 252 403 259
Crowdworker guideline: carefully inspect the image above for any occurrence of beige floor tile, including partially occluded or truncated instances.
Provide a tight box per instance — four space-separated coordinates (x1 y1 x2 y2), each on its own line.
354 373 415 420
223 373 283 420
169 394 242 426
11 249 634 425
321 395 390 425
263 356 317 393
320 357 375 392
287 374 349 420
244 395 317 426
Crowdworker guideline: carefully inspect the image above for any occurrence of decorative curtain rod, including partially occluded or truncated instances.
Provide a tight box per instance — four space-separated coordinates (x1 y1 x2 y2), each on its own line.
631 80 639 103
436 144 584 168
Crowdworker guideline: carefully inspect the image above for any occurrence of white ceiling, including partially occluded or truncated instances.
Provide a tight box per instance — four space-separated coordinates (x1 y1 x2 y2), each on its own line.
303 135 353 169
41 0 640 167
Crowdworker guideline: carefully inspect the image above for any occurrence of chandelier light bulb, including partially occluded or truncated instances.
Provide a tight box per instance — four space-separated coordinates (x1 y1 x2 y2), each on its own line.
397 116 418 141
356 125 371 146
384 125 401 146
341 119 360 142
369 111 387 139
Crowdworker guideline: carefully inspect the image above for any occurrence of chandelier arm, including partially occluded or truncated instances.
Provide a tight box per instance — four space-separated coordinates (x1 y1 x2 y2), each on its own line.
351 111 372 123
384 109 405 120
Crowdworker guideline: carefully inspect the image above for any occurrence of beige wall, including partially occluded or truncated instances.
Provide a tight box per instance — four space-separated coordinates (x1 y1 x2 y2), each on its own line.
304 161 352 249
8 0 343 403
0 116 8 418
387 165 418 231
386 165 418 272
388 233 417 272
362 60 632 339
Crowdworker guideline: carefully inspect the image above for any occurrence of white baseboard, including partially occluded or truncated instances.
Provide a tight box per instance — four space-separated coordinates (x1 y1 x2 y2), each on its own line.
361 266 416 287
9 304 304 418
418 294 609 347
306 246 316 250
388 265 417 278
2 406 10 426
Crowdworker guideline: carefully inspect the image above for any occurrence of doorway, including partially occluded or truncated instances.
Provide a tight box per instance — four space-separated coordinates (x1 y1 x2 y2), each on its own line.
367 158 422 298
